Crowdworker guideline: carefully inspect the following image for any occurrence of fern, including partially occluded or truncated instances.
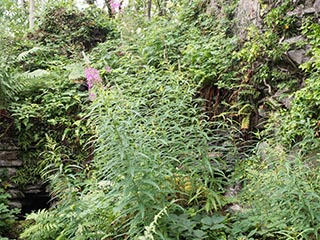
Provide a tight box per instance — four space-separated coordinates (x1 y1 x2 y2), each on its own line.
20 210 62 240
17 47 46 62
0 64 23 109
17 69 51 79
0 67 49 109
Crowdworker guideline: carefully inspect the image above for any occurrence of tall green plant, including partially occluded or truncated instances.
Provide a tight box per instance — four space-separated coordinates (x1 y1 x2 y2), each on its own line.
88 63 227 237
232 146 320 239
19 7 245 237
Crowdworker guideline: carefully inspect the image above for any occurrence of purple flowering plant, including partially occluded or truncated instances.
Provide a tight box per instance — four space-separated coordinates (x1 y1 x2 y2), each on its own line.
85 67 102 101
105 66 112 73
110 0 121 13
89 91 97 101
85 67 102 89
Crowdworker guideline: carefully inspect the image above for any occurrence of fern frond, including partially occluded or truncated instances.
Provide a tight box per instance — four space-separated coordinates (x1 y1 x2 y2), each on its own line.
0 69 23 108
17 69 51 79
20 209 61 240
64 63 85 81
17 47 45 62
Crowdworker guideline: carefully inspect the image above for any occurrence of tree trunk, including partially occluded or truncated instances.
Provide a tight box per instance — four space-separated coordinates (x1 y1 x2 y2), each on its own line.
147 0 152 19
29 0 35 30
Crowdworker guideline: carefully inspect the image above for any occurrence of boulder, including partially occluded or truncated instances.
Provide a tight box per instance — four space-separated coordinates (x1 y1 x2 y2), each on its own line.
283 35 306 45
305 0 316 7
206 0 221 16
287 49 310 65
303 7 316 14
287 5 304 17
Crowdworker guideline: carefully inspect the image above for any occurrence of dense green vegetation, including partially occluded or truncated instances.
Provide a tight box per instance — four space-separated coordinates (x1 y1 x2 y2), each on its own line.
0 0 320 239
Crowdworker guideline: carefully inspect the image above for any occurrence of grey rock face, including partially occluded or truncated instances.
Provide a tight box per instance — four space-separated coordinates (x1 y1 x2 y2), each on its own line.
283 35 306 44
314 0 320 11
235 0 261 39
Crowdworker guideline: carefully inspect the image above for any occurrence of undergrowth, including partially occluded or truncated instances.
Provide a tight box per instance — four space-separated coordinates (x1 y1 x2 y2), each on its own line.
1 0 319 239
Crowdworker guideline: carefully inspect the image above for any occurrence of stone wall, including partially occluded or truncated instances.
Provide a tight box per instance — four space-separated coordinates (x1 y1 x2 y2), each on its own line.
0 139 23 209
0 138 49 215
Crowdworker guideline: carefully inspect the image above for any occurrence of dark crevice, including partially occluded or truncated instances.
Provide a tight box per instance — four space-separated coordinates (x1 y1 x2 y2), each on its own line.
19 192 51 219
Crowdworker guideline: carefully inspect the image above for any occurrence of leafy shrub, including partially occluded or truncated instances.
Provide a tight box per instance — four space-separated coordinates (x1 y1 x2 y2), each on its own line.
0 0 27 37
0 53 24 110
229 9 320 240
272 19 320 153
20 181 117 240
29 4 118 55
19 4 247 237
0 186 19 237
87 62 229 237
156 209 230 239
264 0 297 34
9 71 91 185
18 0 320 239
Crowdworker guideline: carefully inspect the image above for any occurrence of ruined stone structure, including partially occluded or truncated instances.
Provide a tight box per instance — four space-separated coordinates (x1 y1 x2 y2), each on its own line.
0 138 49 217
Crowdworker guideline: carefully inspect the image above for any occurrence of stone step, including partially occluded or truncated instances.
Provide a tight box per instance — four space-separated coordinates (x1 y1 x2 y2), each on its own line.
0 159 23 167
7 189 25 200
1 167 18 178
0 141 19 151
24 183 46 194
8 200 22 210
0 151 19 160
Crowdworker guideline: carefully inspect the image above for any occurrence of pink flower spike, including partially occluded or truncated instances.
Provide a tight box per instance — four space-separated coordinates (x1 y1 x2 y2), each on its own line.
85 67 102 90
105 66 112 73
109 0 121 13
89 91 97 101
